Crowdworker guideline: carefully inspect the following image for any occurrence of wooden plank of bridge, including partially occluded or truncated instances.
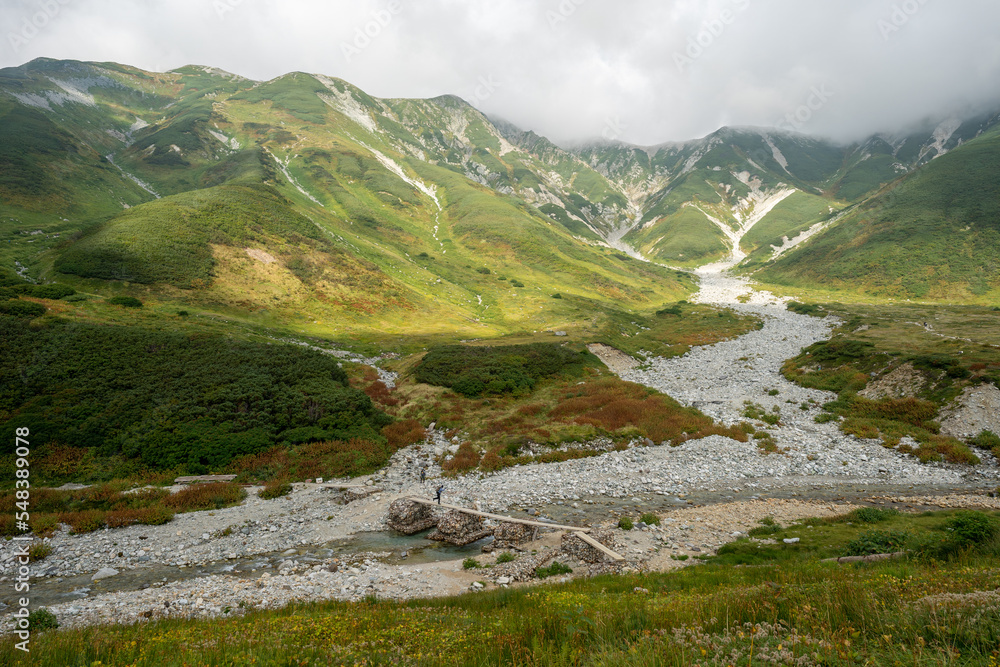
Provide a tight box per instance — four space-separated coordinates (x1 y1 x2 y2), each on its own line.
174 475 237 485
406 497 590 533
573 531 625 562
318 484 370 490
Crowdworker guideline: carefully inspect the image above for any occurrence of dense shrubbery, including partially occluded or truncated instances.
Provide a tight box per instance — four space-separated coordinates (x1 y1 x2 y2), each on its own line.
258 480 292 500
0 482 250 536
106 295 143 308
414 343 587 397
229 438 403 482
0 299 45 317
0 319 393 472
786 301 824 317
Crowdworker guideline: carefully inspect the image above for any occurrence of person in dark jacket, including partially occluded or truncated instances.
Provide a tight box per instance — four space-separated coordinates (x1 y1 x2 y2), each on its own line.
435 485 444 504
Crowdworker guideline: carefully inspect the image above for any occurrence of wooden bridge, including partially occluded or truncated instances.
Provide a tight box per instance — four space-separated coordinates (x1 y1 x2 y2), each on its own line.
406 497 624 562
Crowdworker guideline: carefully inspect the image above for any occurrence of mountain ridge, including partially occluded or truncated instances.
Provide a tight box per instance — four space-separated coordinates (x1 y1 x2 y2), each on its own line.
2 57 998 314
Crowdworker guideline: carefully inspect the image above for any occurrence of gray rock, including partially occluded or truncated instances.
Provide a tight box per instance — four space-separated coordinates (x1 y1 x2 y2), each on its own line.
92 568 119 581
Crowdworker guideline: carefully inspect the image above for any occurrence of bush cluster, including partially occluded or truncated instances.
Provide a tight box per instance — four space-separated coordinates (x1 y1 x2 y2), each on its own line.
415 343 587 397
258 480 292 500
0 319 393 473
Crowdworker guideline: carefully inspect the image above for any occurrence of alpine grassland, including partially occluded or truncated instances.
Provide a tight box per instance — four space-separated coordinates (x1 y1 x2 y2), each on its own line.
8 509 1000 666
756 126 1000 303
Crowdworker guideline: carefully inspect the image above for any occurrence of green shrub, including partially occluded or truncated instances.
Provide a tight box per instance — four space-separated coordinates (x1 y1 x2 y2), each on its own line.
847 507 899 524
0 299 46 317
29 514 60 537
970 430 1000 455
476 267 491 275
787 301 823 317
463 558 481 570
0 318 391 472
535 561 572 579
747 524 781 537
104 506 174 528
510 280 525 288
58 510 106 534
415 343 586 397
639 513 660 526
259 480 293 500
27 284 75 299
618 517 634 531
844 529 910 556
27 608 59 631
946 511 999 547
106 296 143 308
551 293 562 299
496 552 515 564
28 542 53 562
767 389 779 396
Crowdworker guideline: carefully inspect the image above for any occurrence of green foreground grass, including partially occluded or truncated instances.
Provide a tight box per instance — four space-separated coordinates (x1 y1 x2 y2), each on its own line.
8 538 1000 664
7 509 1000 666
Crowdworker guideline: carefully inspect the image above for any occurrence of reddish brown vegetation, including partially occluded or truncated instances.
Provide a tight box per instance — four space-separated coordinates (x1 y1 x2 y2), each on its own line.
382 419 426 447
442 442 481 472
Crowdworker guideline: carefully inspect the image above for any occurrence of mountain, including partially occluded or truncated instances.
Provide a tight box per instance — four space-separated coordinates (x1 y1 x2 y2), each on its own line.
0 58 694 339
754 118 1000 301
2 57 998 322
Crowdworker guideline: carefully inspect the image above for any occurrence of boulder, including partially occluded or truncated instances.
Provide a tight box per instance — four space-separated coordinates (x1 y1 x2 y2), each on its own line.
386 499 438 535
427 510 493 546
492 522 535 549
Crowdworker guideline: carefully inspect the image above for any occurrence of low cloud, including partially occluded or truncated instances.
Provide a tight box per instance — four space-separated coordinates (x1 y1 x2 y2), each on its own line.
2 0 998 144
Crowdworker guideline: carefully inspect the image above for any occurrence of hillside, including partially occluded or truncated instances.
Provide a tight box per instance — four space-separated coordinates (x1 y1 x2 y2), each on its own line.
755 123 1000 301
2 57 998 325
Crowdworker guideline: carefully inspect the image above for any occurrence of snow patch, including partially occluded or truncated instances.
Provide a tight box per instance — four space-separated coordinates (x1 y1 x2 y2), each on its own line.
359 143 441 210
105 154 160 199
761 134 789 173
264 148 324 207
315 74 379 133
208 129 241 150
920 117 962 161
769 207 851 261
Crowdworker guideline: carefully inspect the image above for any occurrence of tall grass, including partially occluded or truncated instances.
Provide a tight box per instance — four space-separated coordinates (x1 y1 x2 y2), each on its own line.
8 556 999 666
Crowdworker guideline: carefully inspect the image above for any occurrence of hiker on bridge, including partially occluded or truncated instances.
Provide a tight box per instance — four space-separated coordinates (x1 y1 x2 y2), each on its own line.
435 485 444 504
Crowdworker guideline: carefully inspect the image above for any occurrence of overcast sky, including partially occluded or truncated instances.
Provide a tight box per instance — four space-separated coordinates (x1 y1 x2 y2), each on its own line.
3 0 1000 145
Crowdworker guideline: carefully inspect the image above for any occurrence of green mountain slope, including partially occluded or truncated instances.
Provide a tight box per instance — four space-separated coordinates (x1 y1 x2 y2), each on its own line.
0 59 696 339
755 124 1000 301
3 57 999 319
